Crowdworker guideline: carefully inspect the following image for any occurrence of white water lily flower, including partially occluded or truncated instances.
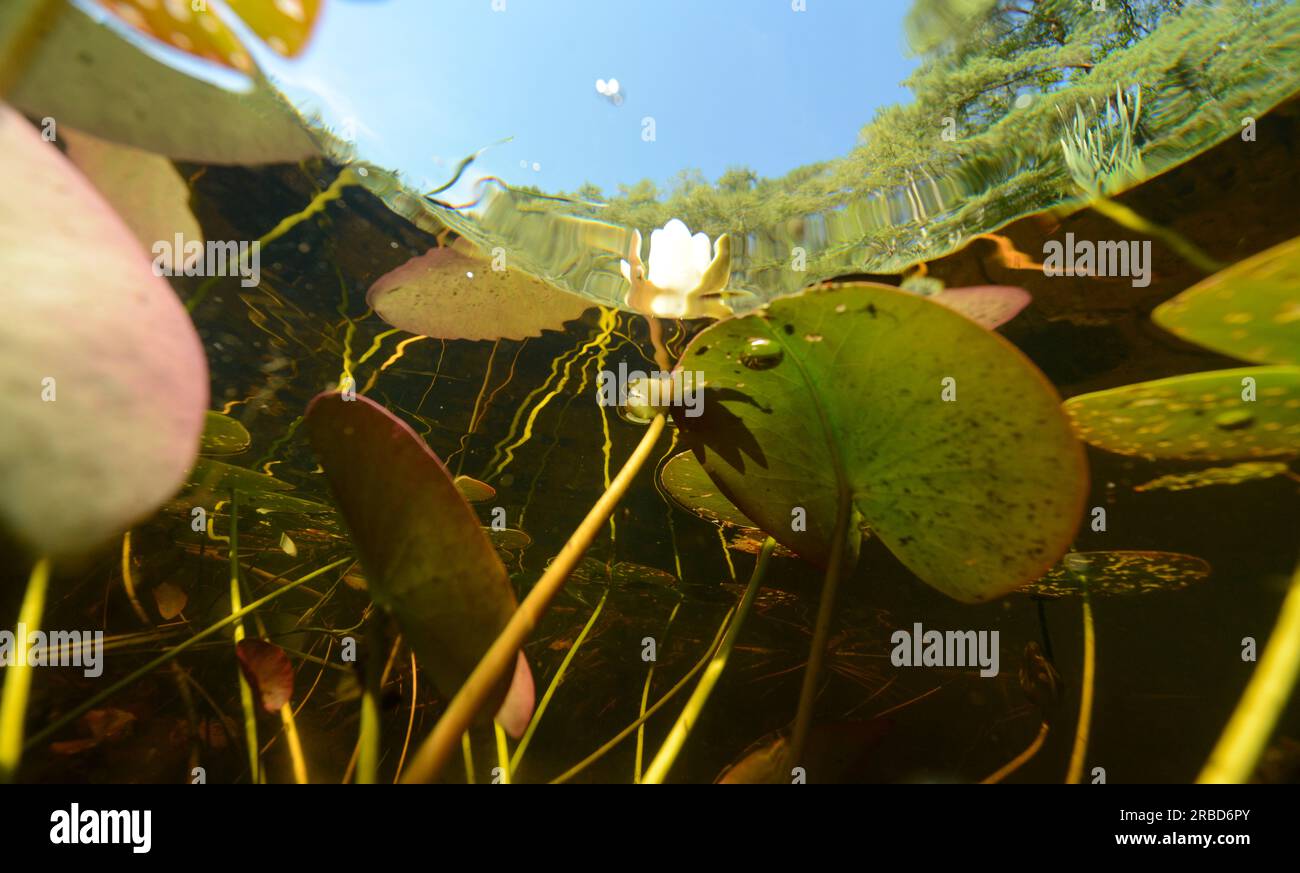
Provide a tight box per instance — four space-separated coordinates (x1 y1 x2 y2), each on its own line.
620 219 737 319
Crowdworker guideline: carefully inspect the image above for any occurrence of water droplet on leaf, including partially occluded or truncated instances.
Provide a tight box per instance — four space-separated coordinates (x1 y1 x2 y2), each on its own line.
740 337 783 370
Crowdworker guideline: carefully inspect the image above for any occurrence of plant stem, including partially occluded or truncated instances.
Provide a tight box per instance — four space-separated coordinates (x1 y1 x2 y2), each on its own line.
551 604 734 784
228 492 261 782
1089 197 1223 274
1198 555 1300 783
786 498 851 774
356 619 382 784
462 733 476 784
510 589 608 774
494 721 512 784
24 557 350 751
982 721 1050 784
643 537 776 784
635 600 679 782
400 414 666 783
1066 585 1095 784
0 557 51 782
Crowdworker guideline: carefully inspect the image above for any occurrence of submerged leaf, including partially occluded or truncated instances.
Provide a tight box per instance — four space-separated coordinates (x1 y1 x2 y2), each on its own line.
182 459 331 516
235 639 294 713
677 282 1087 603
1023 551 1212 598
0 104 208 560
1134 462 1291 492
1064 366 1300 460
1154 236 1300 366
660 451 760 529
367 241 592 341
305 393 534 736
453 475 496 503
151 581 188 620
199 411 253 455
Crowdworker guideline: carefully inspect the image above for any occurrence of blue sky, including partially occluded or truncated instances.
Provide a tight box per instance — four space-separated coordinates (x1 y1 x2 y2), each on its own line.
266 0 918 196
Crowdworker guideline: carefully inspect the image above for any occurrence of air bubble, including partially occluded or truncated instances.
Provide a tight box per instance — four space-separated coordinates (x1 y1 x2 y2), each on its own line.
740 337 783 369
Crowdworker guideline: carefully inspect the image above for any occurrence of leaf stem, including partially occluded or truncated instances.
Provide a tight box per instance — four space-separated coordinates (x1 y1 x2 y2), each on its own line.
0 557 51 782
1198 554 1300 783
643 537 776 784
1066 584 1095 784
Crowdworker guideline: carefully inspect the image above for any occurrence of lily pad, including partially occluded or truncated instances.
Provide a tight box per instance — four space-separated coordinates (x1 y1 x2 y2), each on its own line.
1023 551 1212 599
199 411 252 455
676 282 1088 603
1134 462 1291 493
181 459 330 516
61 126 204 274
305 392 534 737
366 240 592 341
931 285 1031 330
235 639 294 713
4 4 320 163
100 0 322 69
1154 236 1300 366
453 475 496 503
0 104 208 560
660 451 760 529
1063 366 1300 461
485 527 532 552
151 581 188 620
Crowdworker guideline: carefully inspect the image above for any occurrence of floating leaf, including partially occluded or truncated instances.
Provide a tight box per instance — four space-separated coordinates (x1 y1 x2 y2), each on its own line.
1064 367 1300 461
1154 236 1300 366
454 475 496 503
235 639 294 712
931 285 1031 330
0 104 208 560
660 451 760 529
485 527 531 552
61 126 204 273
305 393 534 737
1134 462 1291 492
4 5 320 163
677 282 1087 603
227 0 323 57
199 411 252 455
1023 551 1212 598
151 581 188 620
366 240 592 341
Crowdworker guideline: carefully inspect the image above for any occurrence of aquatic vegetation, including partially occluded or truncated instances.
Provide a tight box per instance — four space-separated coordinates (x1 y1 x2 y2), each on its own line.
621 219 737 319
1154 235 1300 367
1065 368 1300 461
0 102 207 560
678 281 1087 600
1059 85 1147 197
1 2 323 163
367 238 592 341
304 392 535 737
200 412 253 456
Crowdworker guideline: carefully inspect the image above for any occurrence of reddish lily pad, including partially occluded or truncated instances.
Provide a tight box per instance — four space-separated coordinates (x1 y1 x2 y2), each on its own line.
931 285 1031 330
305 392 534 736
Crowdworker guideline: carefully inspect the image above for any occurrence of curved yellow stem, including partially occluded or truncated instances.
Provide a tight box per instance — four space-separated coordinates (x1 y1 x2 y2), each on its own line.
1066 586 1095 784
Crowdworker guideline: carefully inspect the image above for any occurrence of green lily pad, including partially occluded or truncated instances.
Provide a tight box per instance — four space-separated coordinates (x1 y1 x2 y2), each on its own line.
1134 461 1292 492
1022 551 1212 599
1064 366 1300 461
200 412 252 455
660 451 760 529
0 104 208 560
366 240 592 341
1154 236 1300 366
305 392 534 737
676 282 1087 603
3 3 320 164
